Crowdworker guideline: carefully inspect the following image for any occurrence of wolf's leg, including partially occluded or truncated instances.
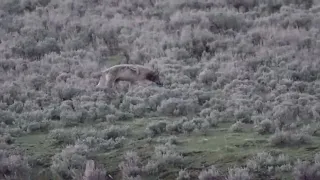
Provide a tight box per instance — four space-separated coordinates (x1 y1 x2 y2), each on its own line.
128 81 137 91
104 74 119 95
96 74 106 88
113 82 121 95
105 74 115 89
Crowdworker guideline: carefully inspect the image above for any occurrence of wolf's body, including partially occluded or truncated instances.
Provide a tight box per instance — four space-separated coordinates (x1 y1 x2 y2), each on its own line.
96 64 163 89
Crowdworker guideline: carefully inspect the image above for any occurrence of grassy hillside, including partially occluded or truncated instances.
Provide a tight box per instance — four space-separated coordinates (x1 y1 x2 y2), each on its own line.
1 0 320 179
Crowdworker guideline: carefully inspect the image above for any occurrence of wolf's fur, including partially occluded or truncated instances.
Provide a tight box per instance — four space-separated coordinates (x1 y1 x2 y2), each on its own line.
96 64 163 89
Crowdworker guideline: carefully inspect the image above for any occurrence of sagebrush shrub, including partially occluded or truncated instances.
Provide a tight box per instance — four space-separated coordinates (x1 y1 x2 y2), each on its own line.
143 144 184 174
176 169 190 180
26 121 41 133
166 117 187 134
254 119 276 135
0 150 31 180
98 125 130 140
48 127 81 145
234 108 253 123
53 83 82 101
300 123 320 136
0 110 15 125
129 103 150 117
114 110 135 121
6 127 25 137
19 110 45 123
199 108 212 118
77 160 108 180
198 165 221 180
268 130 312 147
246 151 291 178
119 151 142 180
0 133 14 145
77 136 126 152
59 110 83 127
181 121 196 133
48 125 129 149
8 101 24 113
154 144 184 165
292 159 320 180
50 143 89 179
276 164 292 173
145 121 167 137
157 97 199 116
105 114 117 123
229 121 245 133
226 167 251 180
155 136 179 145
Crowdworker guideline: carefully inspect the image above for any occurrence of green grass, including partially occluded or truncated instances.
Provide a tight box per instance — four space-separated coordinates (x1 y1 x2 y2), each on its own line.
15 133 59 165
14 117 320 179
14 133 61 180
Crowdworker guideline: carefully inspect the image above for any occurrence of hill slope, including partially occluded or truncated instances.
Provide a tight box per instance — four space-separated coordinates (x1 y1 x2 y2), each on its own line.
1 0 320 179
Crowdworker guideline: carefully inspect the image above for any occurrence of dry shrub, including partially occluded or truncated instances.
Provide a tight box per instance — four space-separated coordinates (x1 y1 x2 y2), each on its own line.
198 165 223 180
226 167 251 180
119 151 142 180
50 143 89 179
176 169 190 180
0 150 31 180
292 159 320 180
254 119 276 135
268 130 312 147
80 160 110 180
142 144 184 175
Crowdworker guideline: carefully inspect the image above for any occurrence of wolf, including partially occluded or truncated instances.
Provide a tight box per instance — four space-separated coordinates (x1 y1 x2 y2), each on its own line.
96 64 163 89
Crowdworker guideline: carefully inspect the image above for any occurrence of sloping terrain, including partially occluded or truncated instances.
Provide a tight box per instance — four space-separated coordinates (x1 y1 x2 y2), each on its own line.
1 0 320 179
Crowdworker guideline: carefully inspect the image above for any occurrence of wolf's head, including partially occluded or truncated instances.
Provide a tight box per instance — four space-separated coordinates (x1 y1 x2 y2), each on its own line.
146 70 163 86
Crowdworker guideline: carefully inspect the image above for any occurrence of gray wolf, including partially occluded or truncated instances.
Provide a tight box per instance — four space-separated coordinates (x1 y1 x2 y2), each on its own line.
96 64 163 89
